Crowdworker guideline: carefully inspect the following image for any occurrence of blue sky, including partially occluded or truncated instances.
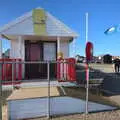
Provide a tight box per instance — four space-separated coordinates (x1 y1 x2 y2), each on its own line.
1 0 120 56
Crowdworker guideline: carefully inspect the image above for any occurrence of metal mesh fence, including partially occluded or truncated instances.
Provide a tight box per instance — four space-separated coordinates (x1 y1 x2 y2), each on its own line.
0 62 119 120
0 60 77 120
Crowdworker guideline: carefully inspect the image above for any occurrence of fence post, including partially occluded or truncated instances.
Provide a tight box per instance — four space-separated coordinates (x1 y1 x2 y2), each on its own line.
47 61 50 119
12 63 14 90
0 63 2 120
85 63 89 114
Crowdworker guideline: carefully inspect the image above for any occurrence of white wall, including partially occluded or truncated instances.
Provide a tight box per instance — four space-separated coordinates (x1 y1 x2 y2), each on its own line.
10 38 69 60
10 37 25 79
60 40 69 58
10 37 25 60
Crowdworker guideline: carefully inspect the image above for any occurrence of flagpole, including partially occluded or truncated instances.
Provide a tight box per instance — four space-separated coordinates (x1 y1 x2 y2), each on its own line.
85 12 89 114
86 13 88 43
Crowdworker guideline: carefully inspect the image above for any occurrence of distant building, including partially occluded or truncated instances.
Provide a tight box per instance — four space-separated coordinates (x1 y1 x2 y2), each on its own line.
112 56 120 60
92 55 103 63
92 54 120 64
75 55 85 63
103 54 112 64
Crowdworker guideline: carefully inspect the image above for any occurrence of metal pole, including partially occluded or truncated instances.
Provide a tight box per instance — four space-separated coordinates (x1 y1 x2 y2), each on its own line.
85 63 89 114
12 63 14 90
0 63 2 120
85 12 89 114
0 36 2 119
47 61 50 119
86 12 88 43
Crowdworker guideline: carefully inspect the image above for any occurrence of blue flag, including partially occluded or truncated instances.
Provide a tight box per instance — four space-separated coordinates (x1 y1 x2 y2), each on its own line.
104 24 120 35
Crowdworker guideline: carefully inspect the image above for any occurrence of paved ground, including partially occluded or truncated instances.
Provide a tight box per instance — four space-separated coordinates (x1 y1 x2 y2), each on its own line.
3 86 118 120
76 63 120 95
2 81 77 91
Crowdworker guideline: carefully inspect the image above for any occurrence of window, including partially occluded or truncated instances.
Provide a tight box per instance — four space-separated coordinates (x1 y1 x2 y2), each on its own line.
43 43 56 61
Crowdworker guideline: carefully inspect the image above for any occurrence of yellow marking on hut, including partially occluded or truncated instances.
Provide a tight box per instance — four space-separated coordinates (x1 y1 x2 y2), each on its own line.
32 9 47 36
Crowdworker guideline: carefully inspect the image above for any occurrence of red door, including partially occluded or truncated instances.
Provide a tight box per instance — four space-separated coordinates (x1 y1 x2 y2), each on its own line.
25 41 47 79
30 44 41 61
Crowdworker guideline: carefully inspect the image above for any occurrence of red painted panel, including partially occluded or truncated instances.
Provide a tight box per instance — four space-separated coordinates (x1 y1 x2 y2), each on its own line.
30 44 41 61
57 58 76 82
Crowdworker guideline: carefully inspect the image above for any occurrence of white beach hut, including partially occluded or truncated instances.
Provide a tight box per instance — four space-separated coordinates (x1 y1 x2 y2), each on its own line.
0 8 78 79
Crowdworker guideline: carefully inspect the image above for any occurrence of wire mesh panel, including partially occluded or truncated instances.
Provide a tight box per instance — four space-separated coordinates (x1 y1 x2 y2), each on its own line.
1 61 57 120
0 61 117 120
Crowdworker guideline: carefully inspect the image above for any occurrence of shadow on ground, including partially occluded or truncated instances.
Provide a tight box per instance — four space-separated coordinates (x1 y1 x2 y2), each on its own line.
76 63 120 96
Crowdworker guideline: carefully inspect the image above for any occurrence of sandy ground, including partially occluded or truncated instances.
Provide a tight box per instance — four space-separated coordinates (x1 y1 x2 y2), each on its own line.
2 106 7 120
89 63 114 73
7 87 61 100
27 110 120 120
2 106 120 120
